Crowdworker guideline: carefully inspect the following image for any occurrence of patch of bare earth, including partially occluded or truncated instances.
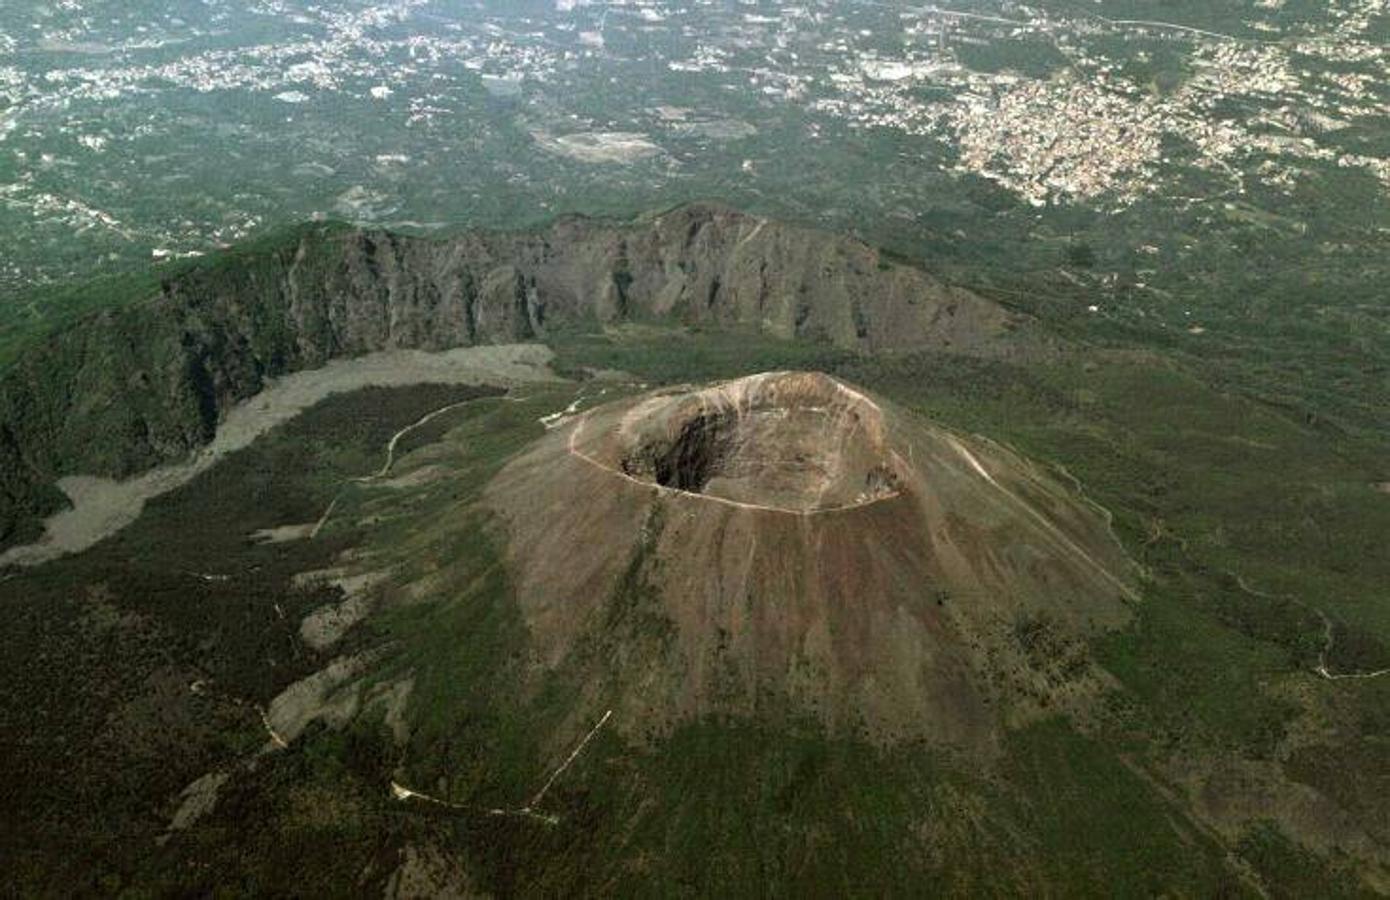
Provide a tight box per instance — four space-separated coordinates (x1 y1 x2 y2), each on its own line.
482 372 1137 749
295 568 393 652
385 844 482 899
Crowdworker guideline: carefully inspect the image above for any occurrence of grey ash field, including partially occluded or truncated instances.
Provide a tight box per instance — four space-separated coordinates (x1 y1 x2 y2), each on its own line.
1 204 1389 896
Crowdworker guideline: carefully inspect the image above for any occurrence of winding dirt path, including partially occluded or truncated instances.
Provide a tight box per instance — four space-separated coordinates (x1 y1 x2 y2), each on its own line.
1054 458 1387 685
311 392 532 538
359 397 490 482
391 709 613 827
1313 610 1390 682
1229 571 1390 682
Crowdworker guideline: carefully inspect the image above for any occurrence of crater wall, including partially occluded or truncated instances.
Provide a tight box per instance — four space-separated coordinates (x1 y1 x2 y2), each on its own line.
0 204 1030 549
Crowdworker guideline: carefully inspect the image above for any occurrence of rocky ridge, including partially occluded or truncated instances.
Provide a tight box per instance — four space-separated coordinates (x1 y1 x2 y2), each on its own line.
0 203 1027 549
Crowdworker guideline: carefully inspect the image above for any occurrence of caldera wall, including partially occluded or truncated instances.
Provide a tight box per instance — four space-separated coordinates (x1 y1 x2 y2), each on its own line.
0 205 1027 550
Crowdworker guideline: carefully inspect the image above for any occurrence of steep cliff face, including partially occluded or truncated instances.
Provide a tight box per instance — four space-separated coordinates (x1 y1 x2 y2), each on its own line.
0 204 1029 549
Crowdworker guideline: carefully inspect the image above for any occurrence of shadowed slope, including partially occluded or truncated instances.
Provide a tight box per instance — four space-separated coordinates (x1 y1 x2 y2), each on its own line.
0 204 1032 550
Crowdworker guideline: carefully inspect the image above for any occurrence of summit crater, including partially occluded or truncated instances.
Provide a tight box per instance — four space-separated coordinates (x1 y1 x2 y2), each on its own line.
483 372 1138 747
594 372 902 513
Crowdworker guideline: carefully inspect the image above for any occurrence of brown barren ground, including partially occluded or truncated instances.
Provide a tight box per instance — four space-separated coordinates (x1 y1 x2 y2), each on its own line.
484 372 1137 747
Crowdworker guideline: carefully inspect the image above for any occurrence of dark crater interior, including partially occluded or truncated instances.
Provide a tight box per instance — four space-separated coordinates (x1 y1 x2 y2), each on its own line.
612 373 901 511
623 412 735 493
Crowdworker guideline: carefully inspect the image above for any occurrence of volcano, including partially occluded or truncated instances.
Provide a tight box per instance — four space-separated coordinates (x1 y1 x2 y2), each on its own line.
485 372 1137 747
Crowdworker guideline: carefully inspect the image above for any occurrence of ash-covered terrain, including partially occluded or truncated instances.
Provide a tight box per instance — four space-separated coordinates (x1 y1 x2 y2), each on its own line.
2 206 1389 895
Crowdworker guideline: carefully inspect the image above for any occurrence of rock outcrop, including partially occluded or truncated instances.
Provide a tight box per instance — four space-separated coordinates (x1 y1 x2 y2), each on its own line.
0 203 1027 549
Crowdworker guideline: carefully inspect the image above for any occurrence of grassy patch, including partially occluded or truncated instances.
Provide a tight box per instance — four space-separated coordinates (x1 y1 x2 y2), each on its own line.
0 382 503 895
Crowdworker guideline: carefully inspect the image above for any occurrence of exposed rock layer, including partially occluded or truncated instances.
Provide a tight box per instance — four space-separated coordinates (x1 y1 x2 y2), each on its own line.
0 204 1026 548
607 372 899 511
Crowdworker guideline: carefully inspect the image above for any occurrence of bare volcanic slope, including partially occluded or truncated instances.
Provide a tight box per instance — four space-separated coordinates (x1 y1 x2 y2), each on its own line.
485 373 1137 747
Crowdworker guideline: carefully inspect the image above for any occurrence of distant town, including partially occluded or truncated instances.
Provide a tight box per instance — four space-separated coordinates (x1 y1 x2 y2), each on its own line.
0 0 1385 290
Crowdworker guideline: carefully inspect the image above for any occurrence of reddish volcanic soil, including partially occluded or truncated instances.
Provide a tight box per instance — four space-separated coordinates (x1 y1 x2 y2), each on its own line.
484 372 1137 747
